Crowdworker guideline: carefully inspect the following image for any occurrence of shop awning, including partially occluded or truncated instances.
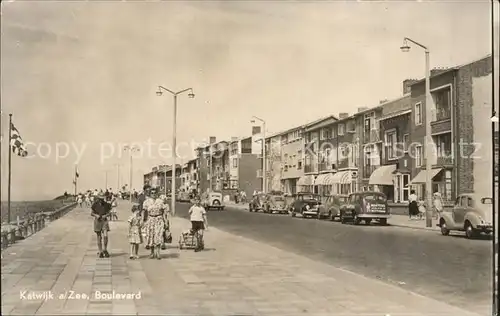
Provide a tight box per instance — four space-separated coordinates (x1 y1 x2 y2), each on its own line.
410 168 443 184
297 175 315 186
369 164 397 186
314 173 334 185
328 171 351 184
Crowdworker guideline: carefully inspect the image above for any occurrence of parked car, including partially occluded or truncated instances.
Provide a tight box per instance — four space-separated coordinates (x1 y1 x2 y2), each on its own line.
289 193 322 218
263 192 288 214
340 191 390 225
317 194 348 220
177 191 191 203
201 191 225 210
438 193 493 239
249 192 267 212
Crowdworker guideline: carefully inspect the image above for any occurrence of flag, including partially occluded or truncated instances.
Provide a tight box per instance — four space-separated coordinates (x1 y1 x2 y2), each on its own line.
75 167 79 178
252 126 261 135
10 122 28 157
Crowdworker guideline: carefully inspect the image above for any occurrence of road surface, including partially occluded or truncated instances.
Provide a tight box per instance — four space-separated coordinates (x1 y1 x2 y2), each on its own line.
175 202 492 314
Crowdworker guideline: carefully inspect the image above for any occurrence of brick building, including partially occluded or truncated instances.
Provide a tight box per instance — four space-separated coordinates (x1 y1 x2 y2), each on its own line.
143 164 181 193
408 55 493 202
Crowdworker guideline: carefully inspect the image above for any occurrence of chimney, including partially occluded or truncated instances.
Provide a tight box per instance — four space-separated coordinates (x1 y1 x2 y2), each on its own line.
357 107 369 113
402 79 418 94
379 99 388 105
339 113 349 120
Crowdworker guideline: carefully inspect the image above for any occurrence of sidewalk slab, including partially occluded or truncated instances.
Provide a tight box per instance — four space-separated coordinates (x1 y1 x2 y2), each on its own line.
1 201 482 315
389 214 441 232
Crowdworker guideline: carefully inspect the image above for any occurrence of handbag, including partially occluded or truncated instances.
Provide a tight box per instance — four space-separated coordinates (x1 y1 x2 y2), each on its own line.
164 231 172 244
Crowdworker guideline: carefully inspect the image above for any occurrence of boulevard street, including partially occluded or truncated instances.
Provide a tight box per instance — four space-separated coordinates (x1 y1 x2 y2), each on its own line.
175 203 492 314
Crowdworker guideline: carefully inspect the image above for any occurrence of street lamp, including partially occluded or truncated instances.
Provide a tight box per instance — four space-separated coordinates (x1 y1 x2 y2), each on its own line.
491 111 499 123
114 163 121 191
124 145 140 202
156 86 195 216
401 37 433 228
251 116 267 193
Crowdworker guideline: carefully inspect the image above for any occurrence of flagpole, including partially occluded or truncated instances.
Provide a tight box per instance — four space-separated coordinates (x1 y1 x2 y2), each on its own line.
8 114 12 223
74 165 78 196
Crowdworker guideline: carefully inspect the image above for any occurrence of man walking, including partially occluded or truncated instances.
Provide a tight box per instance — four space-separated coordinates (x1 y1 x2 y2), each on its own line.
91 196 112 258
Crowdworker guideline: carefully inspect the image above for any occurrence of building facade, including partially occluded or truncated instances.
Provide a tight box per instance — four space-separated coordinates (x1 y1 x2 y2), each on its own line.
143 164 181 193
279 127 305 194
264 134 283 192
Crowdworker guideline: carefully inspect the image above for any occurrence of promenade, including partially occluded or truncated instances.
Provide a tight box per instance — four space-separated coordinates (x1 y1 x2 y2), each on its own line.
1 202 482 315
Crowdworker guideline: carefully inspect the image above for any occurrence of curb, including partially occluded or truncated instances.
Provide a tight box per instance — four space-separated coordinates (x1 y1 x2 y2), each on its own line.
390 223 440 232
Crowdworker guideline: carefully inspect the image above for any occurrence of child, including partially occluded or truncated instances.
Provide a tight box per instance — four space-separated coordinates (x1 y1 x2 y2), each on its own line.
418 200 426 220
128 205 143 259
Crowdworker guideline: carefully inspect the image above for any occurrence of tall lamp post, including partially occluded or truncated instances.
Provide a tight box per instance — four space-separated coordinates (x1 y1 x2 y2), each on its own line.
156 86 195 216
114 163 121 191
251 116 267 193
400 37 433 228
124 145 140 202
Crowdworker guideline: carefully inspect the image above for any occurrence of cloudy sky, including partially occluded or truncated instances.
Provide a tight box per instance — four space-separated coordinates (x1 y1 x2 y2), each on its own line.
0 0 496 201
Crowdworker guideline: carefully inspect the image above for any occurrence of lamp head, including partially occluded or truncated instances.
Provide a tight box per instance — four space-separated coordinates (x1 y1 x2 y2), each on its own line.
400 44 410 53
156 90 163 96
188 92 195 98
250 119 255 123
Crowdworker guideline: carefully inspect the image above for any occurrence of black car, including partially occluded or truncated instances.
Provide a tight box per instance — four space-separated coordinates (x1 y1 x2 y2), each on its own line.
289 193 321 218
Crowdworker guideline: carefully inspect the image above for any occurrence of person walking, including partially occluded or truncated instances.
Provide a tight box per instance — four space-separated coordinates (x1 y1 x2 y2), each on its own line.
188 197 208 252
433 192 444 220
128 205 143 259
91 196 112 258
142 191 167 259
408 190 418 220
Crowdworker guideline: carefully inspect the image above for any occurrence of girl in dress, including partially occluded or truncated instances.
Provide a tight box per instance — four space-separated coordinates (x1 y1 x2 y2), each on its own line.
128 205 143 259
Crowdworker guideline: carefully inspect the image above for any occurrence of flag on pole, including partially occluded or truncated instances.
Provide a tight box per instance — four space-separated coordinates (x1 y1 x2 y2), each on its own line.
10 122 28 157
75 167 79 178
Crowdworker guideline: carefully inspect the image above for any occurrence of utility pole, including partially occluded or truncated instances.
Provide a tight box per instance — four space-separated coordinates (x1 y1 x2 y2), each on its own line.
114 164 121 191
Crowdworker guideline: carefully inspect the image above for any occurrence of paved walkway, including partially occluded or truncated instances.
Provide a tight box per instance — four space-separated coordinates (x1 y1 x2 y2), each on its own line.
389 214 440 231
1 202 480 315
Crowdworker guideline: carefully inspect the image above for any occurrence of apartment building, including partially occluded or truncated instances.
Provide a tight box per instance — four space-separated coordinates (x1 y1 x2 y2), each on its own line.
264 134 283 192
179 159 198 193
279 126 305 194
301 116 338 195
408 55 493 202
372 93 412 203
143 164 182 192
195 140 229 193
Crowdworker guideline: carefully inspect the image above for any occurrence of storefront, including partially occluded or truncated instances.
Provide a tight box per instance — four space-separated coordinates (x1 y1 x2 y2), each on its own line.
297 175 316 193
330 170 356 195
410 167 444 201
368 164 397 201
314 173 335 196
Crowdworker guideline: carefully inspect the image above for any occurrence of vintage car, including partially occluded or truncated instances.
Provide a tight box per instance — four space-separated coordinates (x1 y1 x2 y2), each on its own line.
177 191 191 203
201 191 225 210
249 192 267 212
263 191 288 214
289 193 322 218
438 193 493 238
339 191 390 225
317 194 349 220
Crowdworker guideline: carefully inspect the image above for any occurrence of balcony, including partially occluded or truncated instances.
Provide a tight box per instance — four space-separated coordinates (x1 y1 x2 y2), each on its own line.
431 108 452 135
304 164 317 174
435 156 454 167
434 107 451 122
319 162 337 172
363 129 381 144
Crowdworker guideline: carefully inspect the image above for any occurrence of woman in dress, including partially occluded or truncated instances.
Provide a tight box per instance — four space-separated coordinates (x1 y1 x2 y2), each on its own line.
142 191 167 259
433 192 444 220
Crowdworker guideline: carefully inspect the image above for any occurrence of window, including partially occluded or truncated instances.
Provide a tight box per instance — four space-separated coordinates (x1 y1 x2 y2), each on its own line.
297 160 302 169
432 87 451 121
414 103 422 125
402 174 410 201
435 133 452 157
403 134 409 152
321 128 331 140
415 145 422 167
331 126 337 138
364 112 376 135
232 158 238 168
338 124 345 136
444 170 452 201
385 129 397 159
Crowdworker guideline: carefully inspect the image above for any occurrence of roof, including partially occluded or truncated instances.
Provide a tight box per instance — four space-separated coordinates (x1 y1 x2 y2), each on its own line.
408 54 491 87
379 109 412 122
264 125 306 141
304 115 339 131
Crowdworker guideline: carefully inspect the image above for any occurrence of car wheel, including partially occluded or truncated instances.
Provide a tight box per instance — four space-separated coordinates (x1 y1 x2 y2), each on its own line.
328 211 333 221
340 214 346 224
266 205 270 214
440 219 450 236
379 218 388 226
353 215 361 225
465 221 477 239
364 219 372 225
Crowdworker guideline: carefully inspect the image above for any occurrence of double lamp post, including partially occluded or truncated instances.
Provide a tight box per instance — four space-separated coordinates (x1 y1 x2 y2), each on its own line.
156 86 195 216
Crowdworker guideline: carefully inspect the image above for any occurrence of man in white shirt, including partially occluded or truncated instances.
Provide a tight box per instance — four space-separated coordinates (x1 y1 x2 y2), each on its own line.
188 197 208 252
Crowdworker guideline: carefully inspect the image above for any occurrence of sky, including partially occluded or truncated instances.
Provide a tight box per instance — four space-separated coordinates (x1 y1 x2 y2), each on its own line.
0 0 496 201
